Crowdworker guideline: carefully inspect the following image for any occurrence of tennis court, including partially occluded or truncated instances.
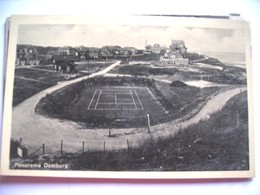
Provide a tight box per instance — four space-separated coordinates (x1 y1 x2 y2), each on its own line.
68 86 168 127
87 88 144 111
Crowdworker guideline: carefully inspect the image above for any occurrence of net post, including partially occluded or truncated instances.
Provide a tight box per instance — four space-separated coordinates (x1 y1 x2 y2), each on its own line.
127 139 130 152
42 143 45 155
61 140 63 155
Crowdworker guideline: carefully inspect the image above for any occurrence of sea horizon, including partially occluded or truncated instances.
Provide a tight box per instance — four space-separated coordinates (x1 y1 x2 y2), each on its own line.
192 51 246 66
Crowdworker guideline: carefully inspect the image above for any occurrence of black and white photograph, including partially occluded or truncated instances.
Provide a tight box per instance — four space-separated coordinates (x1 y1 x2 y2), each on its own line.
1 15 254 178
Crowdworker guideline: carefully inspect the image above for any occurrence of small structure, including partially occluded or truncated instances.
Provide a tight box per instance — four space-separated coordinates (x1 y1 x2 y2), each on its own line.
10 138 28 158
55 61 76 73
52 55 76 73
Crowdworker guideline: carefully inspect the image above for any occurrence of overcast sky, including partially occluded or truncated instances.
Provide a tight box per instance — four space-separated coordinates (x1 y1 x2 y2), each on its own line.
17 24 245 53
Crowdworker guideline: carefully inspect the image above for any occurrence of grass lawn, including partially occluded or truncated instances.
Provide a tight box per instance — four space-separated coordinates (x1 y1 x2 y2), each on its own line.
28 64 55 71
13 68 68 106
13 68 82 106
13 62 116 106
13 77 54 106
76 61 115 73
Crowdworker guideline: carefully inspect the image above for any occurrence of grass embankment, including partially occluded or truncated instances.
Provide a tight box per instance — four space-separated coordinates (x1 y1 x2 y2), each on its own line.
21 91 248 171
154 81 221 119
76 91 249 171
35 80 85 116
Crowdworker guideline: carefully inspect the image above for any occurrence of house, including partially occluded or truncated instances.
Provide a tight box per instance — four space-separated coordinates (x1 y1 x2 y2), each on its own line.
55 61 76 73
38 54 53 65
76 46 88 60
135 49 144 55
145 43 164 54
59 46 79 56
99 47 113 59
78 51 88 60
106 46 124 56
124 47 137 56
16 45 40 66
161 52 189 65
113 47 124 56
87 48 99 59
52 55 77 73
158 40 189 65
47 47 61 56
151 43 161 54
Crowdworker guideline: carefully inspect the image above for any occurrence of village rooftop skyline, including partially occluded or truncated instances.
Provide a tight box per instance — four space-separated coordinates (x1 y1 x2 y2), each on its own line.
17 25 246 54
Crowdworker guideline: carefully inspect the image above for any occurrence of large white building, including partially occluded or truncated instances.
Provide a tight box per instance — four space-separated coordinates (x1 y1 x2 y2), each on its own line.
160 40 189 65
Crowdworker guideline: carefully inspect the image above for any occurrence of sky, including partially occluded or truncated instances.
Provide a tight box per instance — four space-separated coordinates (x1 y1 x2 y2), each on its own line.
17 24 246 53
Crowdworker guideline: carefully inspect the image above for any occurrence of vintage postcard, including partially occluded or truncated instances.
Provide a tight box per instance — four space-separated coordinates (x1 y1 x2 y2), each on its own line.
0 15 254 178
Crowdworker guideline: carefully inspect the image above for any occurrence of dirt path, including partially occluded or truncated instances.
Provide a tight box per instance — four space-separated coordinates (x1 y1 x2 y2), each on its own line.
11 63 246 153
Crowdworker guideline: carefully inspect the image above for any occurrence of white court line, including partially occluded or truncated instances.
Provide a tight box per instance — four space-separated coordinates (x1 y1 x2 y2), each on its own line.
134 90 144 110
115 92 117 109
88 108 139 111
130 90 137 109
94 90 102 110
97 103 136 105
101 92 133 95
87 90 97 110
88 89 144 110
115 92 117 103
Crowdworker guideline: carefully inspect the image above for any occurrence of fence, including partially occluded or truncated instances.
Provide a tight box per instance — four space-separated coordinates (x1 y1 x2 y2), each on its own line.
12 120 152 157
13 137 136 158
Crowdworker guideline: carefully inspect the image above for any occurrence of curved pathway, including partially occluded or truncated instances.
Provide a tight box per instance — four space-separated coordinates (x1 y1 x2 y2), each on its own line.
11 61 246 153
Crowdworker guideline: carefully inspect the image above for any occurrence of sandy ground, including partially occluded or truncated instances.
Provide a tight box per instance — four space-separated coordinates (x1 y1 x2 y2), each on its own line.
11 61 246 154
